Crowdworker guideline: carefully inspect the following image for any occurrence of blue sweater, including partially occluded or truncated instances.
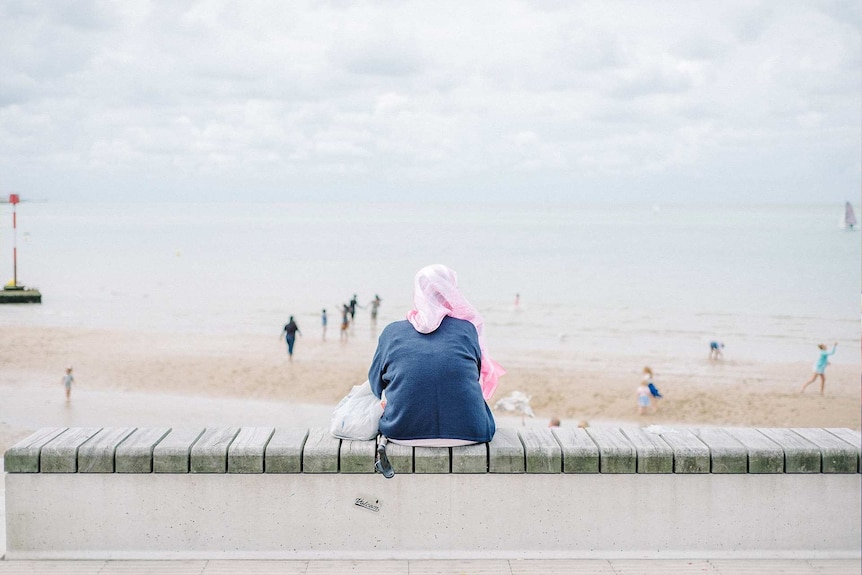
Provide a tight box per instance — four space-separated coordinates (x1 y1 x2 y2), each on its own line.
814 345 837 373
368 316 496 443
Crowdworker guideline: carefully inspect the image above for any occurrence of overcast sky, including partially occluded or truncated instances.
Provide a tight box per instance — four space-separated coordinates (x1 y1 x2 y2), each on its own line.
1 0 859 204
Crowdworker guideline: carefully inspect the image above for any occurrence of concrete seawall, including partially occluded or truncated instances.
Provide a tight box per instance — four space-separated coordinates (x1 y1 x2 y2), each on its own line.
4 425 861 560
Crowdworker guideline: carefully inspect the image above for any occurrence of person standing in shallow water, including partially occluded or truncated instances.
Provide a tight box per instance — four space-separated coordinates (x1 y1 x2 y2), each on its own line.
349 294 359 324
280 316 302 361
340 304 350 341
61 367 74 402
800 342 838 396
369 294 382 325
321 309 328 341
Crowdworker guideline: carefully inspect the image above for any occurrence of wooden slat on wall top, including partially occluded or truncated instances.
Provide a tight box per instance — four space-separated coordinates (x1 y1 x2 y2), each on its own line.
264 428 309 473
757 428 820 473
303 428 340 473
654 428 710 474
3 427 68 473
518 428 562 473
116 427 172 473
620 427 673 474
385 442 413 474
824 428 861 473
191 427 241 473
414 446 450 474
40 428 102 473
340 439 376 474
792 428 858 474
452 442 487 473
78 427 137 473
585 427 636 474
153 428 206 473
724 428 784 474
228 427 275 474
693 428 748 473
550 426 599 474
8 425 862 475
488 428 524 473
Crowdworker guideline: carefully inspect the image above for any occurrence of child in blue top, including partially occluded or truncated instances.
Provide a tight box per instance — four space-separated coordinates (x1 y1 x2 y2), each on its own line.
800 342 837 396
642 366 662 412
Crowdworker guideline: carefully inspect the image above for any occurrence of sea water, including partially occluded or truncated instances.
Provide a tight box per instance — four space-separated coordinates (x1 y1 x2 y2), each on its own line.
0 201 858 365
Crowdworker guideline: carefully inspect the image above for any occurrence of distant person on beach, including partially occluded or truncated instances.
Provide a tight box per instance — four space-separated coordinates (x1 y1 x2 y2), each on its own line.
637 379 652 415
280 316 302 360
340 304 350 341
61 367 74 402
643 366 662 409
800 342 838 396
349 294 359 322
709 341 724 360
369 294 382 324
321 309 328 341
514 293 520 307
369 264 504 478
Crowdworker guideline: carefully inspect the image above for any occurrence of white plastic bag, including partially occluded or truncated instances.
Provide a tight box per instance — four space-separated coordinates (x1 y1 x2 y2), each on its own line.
329 380 383 440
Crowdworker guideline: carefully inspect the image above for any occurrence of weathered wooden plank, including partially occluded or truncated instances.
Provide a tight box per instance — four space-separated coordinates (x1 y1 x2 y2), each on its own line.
40 428 102 473
757 428 820 473
302 428 341 473
825 428 861 473
585 427 636 473
385 442 413 474
228 427 275 474
340 438 376 474
153 428 206 473
518 428 562 473
725 428 783 473
452 443 488 473
792 428 858 473
620 427 673 473
551 426 599 473
414 447 450 473
488 428 525 473
694 428 748 473
115 427 172 473
264 428 308 473
3 428 68 473
655 428 710 474
78 427 137 473
190 427 240 473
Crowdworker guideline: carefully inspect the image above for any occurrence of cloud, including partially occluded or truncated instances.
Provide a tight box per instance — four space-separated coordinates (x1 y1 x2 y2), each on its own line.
0 0 858 204
328 26 424 77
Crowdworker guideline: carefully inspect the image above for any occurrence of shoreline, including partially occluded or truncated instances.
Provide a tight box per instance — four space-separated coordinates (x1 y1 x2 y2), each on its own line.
1 325 859 451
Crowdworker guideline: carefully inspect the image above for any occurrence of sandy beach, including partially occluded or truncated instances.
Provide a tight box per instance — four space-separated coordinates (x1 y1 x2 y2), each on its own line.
1 324 859 453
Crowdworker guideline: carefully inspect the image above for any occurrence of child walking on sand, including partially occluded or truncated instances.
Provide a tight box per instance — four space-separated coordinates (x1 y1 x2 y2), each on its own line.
61 367 74 402
637 379 652 415
643 366 662 411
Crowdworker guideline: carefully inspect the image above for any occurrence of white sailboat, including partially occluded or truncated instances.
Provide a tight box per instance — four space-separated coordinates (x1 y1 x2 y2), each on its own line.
844 201 857 229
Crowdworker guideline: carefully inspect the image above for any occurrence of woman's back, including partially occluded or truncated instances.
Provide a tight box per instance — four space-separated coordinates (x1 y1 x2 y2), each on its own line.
369 316 496 443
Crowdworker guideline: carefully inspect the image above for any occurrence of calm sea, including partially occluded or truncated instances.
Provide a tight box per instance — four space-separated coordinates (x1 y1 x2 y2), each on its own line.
1 201 859 365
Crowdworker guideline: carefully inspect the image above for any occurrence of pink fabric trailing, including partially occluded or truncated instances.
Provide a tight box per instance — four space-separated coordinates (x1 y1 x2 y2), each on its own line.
406 264 505 399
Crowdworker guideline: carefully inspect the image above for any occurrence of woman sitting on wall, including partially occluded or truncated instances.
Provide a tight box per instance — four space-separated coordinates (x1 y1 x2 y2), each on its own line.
368 264 505 477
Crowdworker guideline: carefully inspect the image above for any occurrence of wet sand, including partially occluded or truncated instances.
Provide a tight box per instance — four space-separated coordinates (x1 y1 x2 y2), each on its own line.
1 325 859 451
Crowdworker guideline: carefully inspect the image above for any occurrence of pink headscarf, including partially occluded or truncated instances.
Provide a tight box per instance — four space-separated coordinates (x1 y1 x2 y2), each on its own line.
406 264 505 399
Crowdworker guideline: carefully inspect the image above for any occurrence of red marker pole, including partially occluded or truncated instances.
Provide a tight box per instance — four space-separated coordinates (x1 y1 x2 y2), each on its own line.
9 194 19 287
